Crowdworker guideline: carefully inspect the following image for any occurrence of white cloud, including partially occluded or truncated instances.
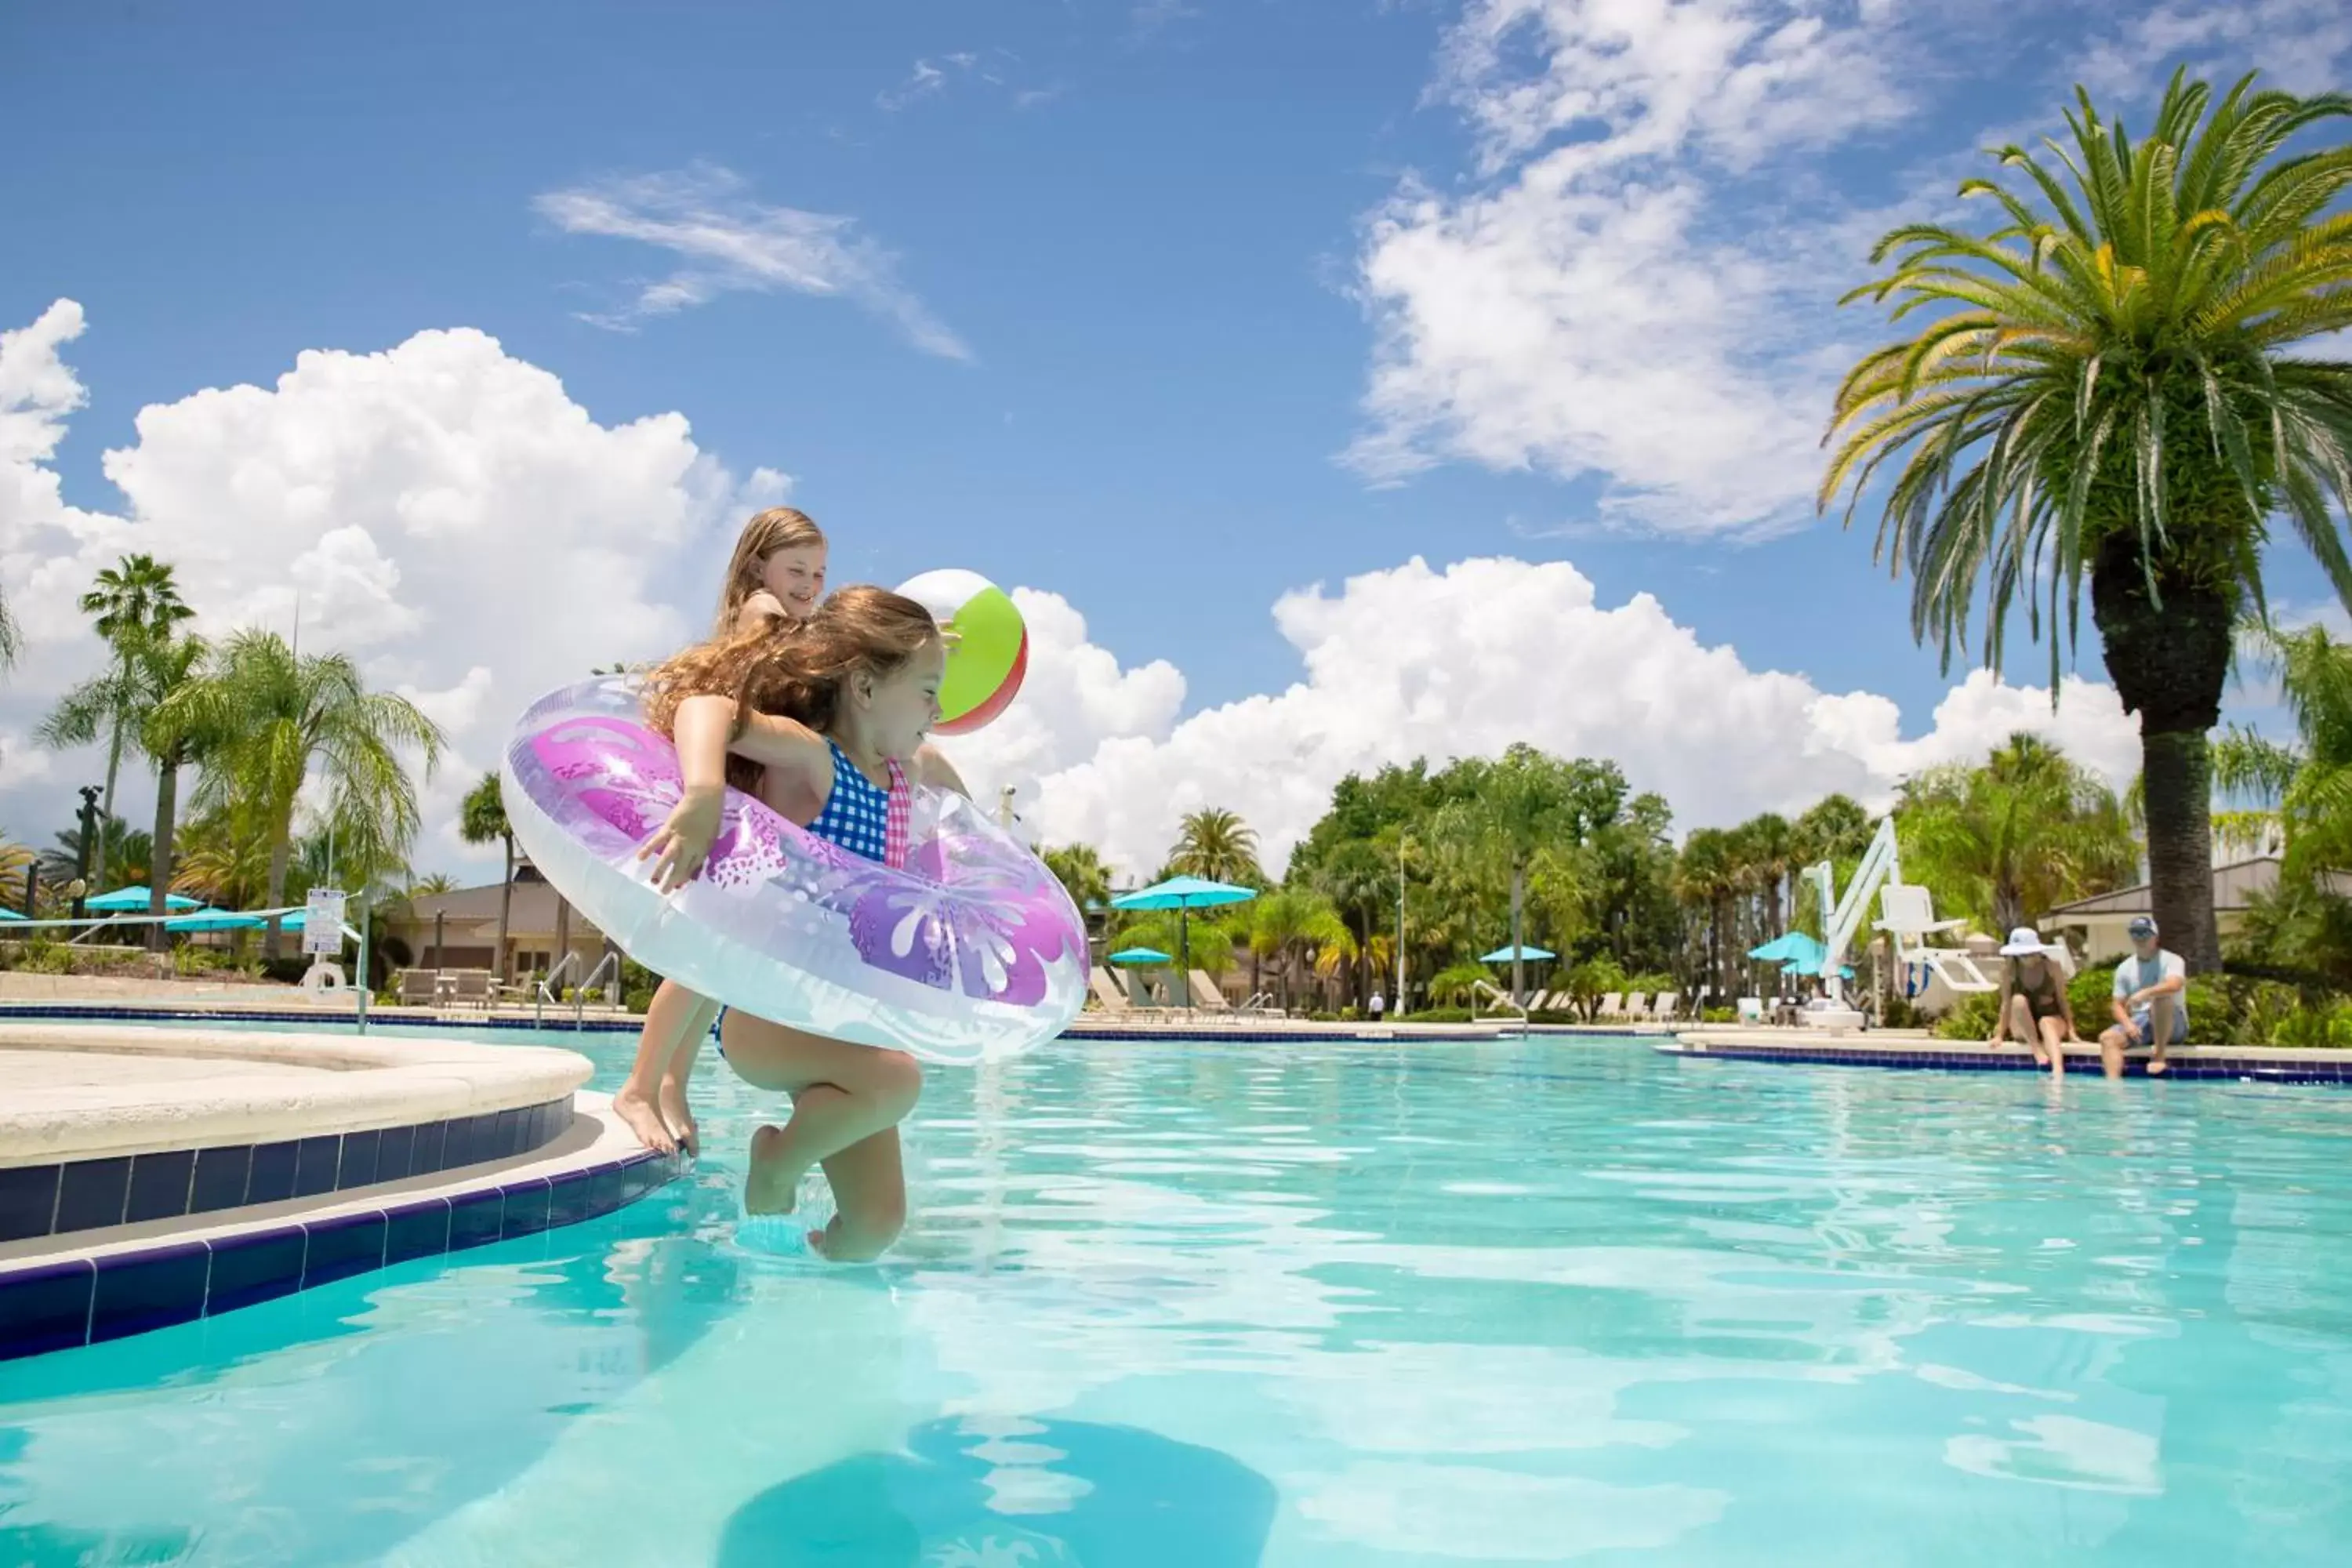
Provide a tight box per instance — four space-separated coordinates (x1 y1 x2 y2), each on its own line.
1348 1 1914 535
0 302 779 867
532 165 971 359
936 555 2143 880
2078 1 2352 100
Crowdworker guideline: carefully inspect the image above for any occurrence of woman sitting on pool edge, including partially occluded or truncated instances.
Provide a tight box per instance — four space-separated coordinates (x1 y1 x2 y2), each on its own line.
1989 927 2077 1076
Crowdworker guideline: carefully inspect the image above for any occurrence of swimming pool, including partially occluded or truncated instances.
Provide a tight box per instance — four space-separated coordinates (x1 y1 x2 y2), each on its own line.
2 1026 2348 1565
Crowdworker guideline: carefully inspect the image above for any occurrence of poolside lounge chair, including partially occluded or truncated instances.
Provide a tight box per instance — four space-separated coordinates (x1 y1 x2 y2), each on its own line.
1736 996 1766 1024
1595 991 1622 1022
1650 992 1679 1022
1622 991 1648 1022
1089 966 1131 1012
448 969 495 1010
396 969 441 1007
1189 971 1231 1011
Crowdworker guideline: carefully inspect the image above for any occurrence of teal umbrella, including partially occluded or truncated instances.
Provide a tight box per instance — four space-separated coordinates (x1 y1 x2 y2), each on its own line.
1748 931 1828 968
165 909 318 935
85 885 205 913
0 908 25 922
1479 943 1556 963
1108 946 1171 964
1110 876 1257 1007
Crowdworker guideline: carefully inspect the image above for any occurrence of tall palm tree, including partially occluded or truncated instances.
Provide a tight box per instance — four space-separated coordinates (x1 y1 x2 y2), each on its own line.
1245 887 1350 1012
135 633 208 942
1897 732 2140 935
1673 828 1740 1000
1823 71 2352 971
171 803 274 912
158 630 445 959
1434 746 1576 1004
459 772 517 981
1041 843 1113 917
65 555 194 891
1311 838 1392 1008
1167 808 1265 887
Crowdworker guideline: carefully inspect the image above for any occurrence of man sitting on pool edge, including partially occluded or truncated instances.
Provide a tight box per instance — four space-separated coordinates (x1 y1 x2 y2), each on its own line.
2100 915 2188 1079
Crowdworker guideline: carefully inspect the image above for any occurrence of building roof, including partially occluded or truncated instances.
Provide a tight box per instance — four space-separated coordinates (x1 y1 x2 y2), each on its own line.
386 877 601 941
2041 856 2352 919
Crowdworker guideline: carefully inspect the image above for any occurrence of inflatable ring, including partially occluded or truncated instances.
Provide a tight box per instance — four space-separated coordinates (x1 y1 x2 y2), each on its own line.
500 679 1088 1065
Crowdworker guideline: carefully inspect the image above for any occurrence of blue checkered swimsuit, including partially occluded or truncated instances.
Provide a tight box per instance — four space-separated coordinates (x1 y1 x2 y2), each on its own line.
713 741 902 1043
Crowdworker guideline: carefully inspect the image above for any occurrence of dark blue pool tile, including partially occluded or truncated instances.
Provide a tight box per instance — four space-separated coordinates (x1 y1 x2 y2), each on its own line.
447 1190 504 1251
499 1178 553 1238
548 1169 594 1228
302 1211 387 1288
530 1100 561 1148
442 1114 488 1169
53 1157 131 1233
245 1141 299 1204
375 1123 415 1184
336 1129 380 1190
124 1149 196 1225
494 1107 527 1161
581 1163 628 1218
383 1199 451 1265
89 1243 211 1343
292 1135 342 1198
0 1164 60 1243
189 1145 252 1214
0 1259 94 1359
410 1120 448 1174
203 1226 306 1315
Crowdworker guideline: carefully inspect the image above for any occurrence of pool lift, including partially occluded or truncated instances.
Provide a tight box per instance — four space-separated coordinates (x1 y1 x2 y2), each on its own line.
1798 817 1999 1033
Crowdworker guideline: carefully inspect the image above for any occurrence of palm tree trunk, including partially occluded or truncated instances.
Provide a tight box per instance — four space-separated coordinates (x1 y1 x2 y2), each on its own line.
1509 863 1526 1004
94 722 123 892
554 894 572 991
146 757 179 954
495 834 515 982
263 822 292 962
2092 538 2231 974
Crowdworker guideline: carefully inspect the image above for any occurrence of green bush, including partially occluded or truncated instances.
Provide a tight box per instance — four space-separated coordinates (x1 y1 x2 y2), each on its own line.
1701 1006 1736 1023
1401 1007 1475 1023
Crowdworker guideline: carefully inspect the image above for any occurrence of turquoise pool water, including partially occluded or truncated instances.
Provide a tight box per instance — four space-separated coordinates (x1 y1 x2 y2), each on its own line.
4 1028 2351 1565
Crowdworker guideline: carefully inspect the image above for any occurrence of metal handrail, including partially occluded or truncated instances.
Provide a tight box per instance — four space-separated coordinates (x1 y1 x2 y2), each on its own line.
532 950 582 1028
574 950 622 1029
1472 980 1530 1036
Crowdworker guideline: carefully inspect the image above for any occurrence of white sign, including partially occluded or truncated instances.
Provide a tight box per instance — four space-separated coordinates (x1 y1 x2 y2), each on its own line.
303 890 347 956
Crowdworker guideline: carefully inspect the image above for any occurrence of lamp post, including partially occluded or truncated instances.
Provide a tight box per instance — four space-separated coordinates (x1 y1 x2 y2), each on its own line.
1396 833 1410 1018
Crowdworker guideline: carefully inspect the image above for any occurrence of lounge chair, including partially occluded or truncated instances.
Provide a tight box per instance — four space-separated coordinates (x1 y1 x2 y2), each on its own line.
447 969 495 1010
1650 991 1679 1022
396 969 441 1007
1622 991 1648 1022
1595 990 1622 1022
1189 970 1231 1011
1089 966 1131 1012
1736 996 1766 1024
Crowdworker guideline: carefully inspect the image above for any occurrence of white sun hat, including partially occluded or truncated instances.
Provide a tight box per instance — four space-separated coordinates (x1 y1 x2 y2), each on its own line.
1998 926 2049 956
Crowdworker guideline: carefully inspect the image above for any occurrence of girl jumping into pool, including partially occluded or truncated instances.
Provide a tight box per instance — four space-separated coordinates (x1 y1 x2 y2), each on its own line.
637 586 967 1260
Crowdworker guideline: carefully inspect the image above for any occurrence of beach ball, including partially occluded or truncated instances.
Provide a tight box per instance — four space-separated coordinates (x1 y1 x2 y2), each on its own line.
897 568 1028 735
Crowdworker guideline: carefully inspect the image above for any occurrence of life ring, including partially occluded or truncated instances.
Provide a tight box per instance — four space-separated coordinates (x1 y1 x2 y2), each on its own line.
499 678 1087 1065
300 961 347 994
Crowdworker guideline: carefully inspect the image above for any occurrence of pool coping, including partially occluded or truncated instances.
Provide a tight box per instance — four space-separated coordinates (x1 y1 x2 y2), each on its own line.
1661 1029 2352 1082
0 1022 593 1168
0 1091 686 1362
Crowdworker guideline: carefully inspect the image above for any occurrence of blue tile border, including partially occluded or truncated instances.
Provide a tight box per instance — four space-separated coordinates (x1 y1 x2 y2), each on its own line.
0 1096 575 1244
1664 1043 2352 1084
0 1148 684 1362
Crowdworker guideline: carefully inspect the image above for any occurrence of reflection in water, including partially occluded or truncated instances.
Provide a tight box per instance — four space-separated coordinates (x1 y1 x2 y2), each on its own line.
717 1418 1276 1568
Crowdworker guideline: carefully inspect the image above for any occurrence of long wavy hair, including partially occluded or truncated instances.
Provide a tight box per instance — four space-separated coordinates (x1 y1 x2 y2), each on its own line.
644 585 942 763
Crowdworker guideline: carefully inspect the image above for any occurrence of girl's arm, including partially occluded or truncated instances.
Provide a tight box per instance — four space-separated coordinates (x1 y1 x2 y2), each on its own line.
1988 977 2010 1044
642 696 828 891
912 741 971 800
736 590 789 633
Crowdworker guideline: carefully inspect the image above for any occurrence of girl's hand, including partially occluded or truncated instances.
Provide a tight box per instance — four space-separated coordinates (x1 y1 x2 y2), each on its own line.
642 784 725 892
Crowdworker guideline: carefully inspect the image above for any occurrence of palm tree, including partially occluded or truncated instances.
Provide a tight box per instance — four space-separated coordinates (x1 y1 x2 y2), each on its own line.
1311 839 1392 1008
63 556 194 890
171 804 273 911
1824 71 2352 971
408 873 459 897
1436 745 1575 1004
158 630 445 959
136 633 208 942
1897 733 2140 935
1245 887 1350 1012
459 772 517 981
1167 808 1265 887
2214 622 2352 880
1673 829 1740 1000
1041 844 1113 918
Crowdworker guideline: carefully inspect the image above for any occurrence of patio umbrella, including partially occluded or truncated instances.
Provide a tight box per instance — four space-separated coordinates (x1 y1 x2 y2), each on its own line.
162 909 316 935
0 907 24 922
1479 943 1556 963
1748 931 1828 969
1107 947 1171 964
85 885 205 914
1110 876 1258 1008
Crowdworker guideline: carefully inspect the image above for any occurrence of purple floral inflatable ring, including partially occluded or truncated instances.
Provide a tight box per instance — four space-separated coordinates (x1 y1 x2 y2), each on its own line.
500 678 1089 1065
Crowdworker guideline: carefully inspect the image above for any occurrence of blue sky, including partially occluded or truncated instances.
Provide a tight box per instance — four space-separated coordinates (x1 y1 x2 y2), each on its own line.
3 0 2348 877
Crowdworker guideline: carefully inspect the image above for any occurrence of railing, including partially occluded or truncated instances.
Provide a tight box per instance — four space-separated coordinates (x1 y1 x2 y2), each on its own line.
574 950 622 1029
1472 980 1530 1036
535 949 624 1029
532 951 581 1029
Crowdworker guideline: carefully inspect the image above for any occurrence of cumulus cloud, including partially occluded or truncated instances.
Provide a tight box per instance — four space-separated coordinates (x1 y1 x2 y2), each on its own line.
0 299 781 863
1348 0 1913 535
533 165 970 358
937 556 2142 879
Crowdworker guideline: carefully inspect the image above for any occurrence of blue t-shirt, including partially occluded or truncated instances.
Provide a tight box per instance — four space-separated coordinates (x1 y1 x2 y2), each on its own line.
2113 949 2187 1026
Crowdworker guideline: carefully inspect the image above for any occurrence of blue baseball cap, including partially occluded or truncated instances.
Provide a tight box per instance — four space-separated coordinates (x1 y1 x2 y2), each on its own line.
2127 916 2158 940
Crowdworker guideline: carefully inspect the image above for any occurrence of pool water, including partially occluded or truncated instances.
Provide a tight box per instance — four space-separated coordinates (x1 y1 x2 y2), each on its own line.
3 1029 2350 1566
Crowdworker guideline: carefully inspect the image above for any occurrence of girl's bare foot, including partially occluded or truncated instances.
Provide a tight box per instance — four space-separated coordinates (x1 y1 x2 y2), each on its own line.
657 1077 699 1158
744 1124 804 1214
614 1084 676 1155
2147 1055 2169 1076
